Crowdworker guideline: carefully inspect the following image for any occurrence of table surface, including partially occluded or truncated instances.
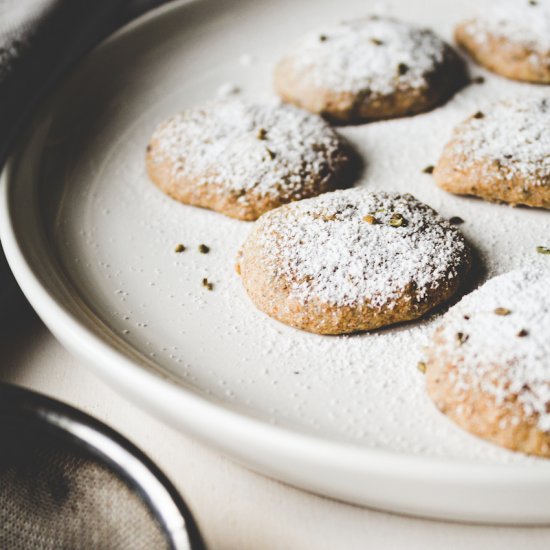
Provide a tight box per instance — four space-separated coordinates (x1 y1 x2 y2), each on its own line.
2 300 550 550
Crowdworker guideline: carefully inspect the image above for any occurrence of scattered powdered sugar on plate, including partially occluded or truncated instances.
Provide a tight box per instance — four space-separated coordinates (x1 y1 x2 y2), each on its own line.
434 268 550 431
284 16 449 94
238 53 254 67
450 95 550 185
463 0 550 55
149 98 348 200
216 82 241 98
255 189 470 308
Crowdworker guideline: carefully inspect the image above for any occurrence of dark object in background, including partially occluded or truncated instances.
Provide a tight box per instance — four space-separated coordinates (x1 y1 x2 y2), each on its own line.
0 383 203 549
0 244 24 320
0 0 174 312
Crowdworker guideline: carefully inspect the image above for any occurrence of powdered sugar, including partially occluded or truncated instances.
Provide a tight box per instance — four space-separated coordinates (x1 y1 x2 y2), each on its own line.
449 95 550 185
284 16 450 95
463 0 550 55
254 189 470 308
149 99 348 201
216 82 241 98
435 268 550 432
41 0 550 474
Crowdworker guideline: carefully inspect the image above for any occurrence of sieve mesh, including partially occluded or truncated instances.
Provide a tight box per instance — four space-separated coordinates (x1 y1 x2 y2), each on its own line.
0 385 202 550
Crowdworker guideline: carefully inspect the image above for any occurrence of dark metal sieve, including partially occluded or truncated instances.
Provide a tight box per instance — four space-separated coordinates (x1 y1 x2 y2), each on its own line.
0 383 203 549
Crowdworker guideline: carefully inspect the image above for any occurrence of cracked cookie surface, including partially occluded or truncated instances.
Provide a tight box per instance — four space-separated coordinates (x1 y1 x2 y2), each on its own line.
146 99 355 220
434 96 550 209
237 189 472 334
274 16 466 123
425 268 550 458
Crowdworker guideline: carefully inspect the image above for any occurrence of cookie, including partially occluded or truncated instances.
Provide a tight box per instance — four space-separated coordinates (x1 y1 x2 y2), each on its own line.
425 268 550 458
237 189 472 334
455 0 550 83
146 99 355 221
433 96 550 209
274 16 467 124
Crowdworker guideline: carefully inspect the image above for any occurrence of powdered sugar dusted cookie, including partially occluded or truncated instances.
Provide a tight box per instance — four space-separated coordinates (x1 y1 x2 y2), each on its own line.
433 96 550 208
146 99 355 220
237 189 472 334
425 268 550 458
274 16 467 123
456 0 550 83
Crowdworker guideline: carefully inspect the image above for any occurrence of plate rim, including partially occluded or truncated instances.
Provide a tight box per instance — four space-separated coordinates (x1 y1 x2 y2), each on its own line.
2 0 550 523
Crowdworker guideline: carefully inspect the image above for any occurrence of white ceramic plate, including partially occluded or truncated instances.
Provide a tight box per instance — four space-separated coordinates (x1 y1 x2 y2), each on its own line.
3 0 550 524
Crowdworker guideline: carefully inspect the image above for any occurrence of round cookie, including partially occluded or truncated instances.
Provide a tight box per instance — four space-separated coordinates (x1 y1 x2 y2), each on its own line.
433 96 550 209
237 189 472 335
274 16 467 124
424 268 550 458
455 0 550 83
146 99 355 221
